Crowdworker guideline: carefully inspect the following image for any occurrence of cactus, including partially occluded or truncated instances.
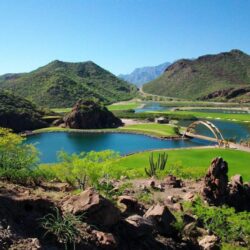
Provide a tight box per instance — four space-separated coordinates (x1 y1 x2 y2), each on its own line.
145 152 168 177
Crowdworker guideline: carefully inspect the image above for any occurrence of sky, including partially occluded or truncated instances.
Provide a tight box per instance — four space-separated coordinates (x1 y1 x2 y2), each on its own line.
0 0 250 75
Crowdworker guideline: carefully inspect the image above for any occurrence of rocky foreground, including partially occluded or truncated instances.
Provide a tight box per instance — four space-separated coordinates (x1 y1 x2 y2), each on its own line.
0 157 249 250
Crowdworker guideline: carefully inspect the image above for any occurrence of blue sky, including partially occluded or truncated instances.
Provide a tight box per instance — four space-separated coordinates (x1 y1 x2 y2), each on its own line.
0 0 250 75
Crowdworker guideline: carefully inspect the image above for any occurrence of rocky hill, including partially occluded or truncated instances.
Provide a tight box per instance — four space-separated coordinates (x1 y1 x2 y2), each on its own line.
0 60 137 108
119 62 170 87
0 91 47 132
143 50 250 102
55 99 123 129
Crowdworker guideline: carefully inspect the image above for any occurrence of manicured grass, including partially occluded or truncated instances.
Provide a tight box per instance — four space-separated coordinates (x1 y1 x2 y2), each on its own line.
118 123 178 137
33 123 179 138
107 102 141 111
113 148 250 181
152 110 250 122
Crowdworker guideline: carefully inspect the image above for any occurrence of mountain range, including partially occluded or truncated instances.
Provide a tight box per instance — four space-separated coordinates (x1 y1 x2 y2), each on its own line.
0 60 137 108
118 62 170 87
143 50 250 102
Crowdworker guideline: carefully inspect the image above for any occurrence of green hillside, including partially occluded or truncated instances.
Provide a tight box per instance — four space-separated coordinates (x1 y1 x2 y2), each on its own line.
0 60 137 108
143 50 250 102
0 91 47 132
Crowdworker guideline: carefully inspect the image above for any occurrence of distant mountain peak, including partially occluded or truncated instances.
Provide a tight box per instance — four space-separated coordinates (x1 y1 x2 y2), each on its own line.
118 62 171 87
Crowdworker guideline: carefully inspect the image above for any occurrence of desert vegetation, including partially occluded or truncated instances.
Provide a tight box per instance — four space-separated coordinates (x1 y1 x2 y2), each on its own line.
0 128 249 249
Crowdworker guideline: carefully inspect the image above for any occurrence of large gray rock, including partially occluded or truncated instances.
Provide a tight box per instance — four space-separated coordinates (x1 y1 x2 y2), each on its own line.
62 188 120 227
125 215 153 238
118 195 145 216
144 204 176 235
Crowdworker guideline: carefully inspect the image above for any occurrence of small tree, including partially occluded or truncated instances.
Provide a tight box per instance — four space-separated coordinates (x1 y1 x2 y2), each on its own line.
57 150 119 189
0 127 39 170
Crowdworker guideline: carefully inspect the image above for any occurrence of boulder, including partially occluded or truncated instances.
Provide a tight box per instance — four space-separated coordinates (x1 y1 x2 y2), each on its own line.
198 235 220 250
202 157 228 205
117 195 145 216
125 215 153 238
62 188 120 227
202 158 250 211
144 204 176 235
61 99 123 129
93 230 117 249
164 175 182 188
228 175 250 211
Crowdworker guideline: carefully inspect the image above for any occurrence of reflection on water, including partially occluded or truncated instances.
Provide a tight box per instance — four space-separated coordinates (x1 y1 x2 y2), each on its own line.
26 132 211 163
135 102 174 113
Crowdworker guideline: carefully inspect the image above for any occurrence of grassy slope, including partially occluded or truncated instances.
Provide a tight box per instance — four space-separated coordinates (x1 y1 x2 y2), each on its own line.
0 60 137 108
118 123 178 137
113 148 250 181
0 91 47 132
143 50 250 100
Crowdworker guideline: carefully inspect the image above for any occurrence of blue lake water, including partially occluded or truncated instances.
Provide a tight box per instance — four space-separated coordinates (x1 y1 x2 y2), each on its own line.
189 109 249 114
25 132 211 163
179 119 250 142
135 102 250 141
135 102 174 113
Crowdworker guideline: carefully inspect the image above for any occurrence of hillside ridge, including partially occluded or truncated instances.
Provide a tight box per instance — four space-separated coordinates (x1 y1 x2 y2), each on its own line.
0 60 137 108
143 49 250 102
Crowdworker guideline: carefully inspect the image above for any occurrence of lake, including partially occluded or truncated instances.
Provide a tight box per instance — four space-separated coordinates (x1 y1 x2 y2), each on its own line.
26 132 211 163
179 119 250 142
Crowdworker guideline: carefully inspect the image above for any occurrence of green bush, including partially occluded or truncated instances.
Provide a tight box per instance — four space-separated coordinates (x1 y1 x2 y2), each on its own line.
0 127 41 184
0 127 39 170
39 150 120 188
184 198 250 246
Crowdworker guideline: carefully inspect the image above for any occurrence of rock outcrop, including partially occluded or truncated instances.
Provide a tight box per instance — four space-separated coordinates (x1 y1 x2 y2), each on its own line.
227 175 250 211
202 157 229 205
118 195 145 216
202 157 250 211
58 99 123 129
62 188 121 228
144 204 176 236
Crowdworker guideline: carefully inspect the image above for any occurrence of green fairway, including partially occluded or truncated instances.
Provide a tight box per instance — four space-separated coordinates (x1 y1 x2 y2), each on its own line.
33 123 179 138
107 102 141 111
113 148 250 181
118 123 178 137
152 110 250 122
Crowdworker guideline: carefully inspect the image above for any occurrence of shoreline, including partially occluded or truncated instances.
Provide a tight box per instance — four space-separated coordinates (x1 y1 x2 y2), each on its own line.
29 126 184 141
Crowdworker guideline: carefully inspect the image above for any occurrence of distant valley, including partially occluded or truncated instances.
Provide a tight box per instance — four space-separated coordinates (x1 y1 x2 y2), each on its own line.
118 62 170 87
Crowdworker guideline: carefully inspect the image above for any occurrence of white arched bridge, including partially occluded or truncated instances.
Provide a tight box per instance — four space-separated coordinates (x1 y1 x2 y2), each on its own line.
182 120 225 146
